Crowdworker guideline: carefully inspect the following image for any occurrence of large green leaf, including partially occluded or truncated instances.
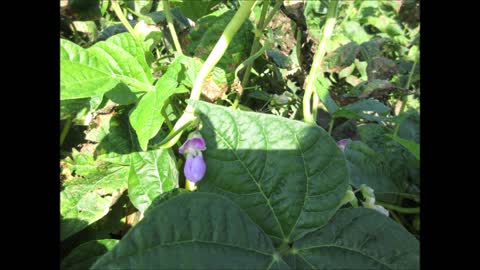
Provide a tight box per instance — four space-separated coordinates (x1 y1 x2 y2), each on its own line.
128 149 179 213
292 208 419 269
91 192 290 269
61 150 129 241
190 101 349 243
61 239 118 270
61 33 154 100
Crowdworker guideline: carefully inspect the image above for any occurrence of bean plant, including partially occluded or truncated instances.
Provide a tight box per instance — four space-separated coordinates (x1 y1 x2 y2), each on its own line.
60 0 420 269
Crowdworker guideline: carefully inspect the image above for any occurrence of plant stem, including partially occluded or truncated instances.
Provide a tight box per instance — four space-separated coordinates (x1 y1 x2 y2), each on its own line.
60 118 73 146
111 0 135 36
159 0 257 149
240 0 269 89
295 26 302 67
328 117 335 135
263 0 282 28
162 0 183 54
393 58 418 136
303 0 338 124
232 41 272 109
376 201 420 214
241 0 282 90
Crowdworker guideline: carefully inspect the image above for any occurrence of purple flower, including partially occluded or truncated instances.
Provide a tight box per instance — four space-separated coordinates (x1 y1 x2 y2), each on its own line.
179 137 206 155
336 139 349 152
179 132 207 183
184 152 206 182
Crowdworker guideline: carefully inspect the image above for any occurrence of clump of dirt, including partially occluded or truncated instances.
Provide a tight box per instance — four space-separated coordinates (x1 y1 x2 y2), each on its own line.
268 10 296 55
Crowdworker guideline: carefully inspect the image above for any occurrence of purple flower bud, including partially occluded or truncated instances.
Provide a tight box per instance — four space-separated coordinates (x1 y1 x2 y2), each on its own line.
184 153 206 183
179 137 206 154
180 131 207 183
337 139 349 152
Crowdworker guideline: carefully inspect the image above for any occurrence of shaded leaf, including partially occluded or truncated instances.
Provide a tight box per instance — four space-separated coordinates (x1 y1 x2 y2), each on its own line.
322 42 360 72
61 239 118 270
367 57 398 80
293 208 419 269
387 134 420 160
190 100 349 242
92 192 290 269
172 0 222 21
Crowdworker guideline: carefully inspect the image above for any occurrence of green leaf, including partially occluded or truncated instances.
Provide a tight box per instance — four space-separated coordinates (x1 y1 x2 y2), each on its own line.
342 98 390 114
190 101 349 243
171 0 222 21
367 57 398 81
346 79 396 99
134 0 153 14
387 135 420 160
344 141 405 198
304 0 329 41
342 21 371 44
331 99 394 123
60 98 91 123
359 37 393 61
367 15 404 38
61 33 154 100
61 239 118 270
322 42 360 73
61 150 129 241
315 75 338 113
355 124 419 199
127 149 179 213
267 48 292 69
292 208 419 269
91 192 290 269
85 113 139 158
128 56 184 151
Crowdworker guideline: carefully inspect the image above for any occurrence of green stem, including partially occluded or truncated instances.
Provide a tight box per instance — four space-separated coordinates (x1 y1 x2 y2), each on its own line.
241 0 282 89
60 118 73 146
150 118 195 149
376 201 420 214
159 0 257 149
162 0 183 54
328 117 335 135
393 58 418 136
263 0 282 28
240 0 269 89
390 210 406 227
232 41 272 109
295 26 302 67
111 0 135 36
303 0 338 124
